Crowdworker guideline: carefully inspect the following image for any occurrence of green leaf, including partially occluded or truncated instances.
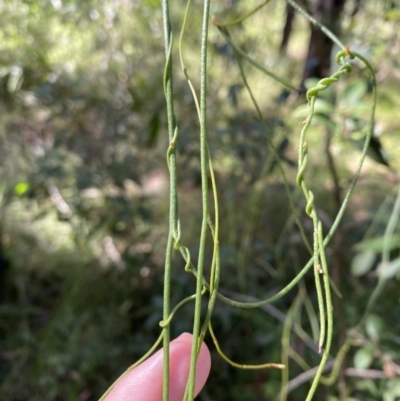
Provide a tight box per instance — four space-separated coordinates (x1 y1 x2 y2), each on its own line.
354 348 374 369
384 378 400 401
14 181 30 195
355 379 379 397
365 314 384 342
355 235 400 253
377 257 400 280
338 81 367 106
351 250 376 277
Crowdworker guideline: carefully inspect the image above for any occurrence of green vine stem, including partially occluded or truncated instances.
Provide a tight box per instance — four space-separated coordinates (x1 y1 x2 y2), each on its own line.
197 150 222 346
215 25 298 91
320 338 353 386
184 0 211 399
209 322 285 370
179 0 201 119
313 218 326 354
286 0 346 49
161 0 179 399
212 0 272 28
159 290 207 328
280 291 305 401
295 56 353 356
178 0 220 344
190 157 220 374
207 203 284 370
304 221 333 400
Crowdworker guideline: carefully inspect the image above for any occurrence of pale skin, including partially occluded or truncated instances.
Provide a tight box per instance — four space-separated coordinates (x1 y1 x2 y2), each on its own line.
104 333 211 401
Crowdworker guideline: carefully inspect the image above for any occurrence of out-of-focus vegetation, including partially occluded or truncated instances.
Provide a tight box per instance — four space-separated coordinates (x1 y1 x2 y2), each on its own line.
1 1 400 400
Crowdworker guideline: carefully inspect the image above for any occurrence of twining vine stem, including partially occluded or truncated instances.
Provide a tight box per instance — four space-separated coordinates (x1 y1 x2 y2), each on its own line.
98 1 377 400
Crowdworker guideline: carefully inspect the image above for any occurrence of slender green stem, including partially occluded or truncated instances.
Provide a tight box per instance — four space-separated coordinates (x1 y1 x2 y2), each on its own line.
208 155 220 296
213 0 273 28
194 153 221 355
217 27 298 90
295 84 329 401
304 222 334 401
159 290 207 328
320 339 352 386
184 253 304 307
185 0 211 399
161 0 179 399
286 0 346 50
288 347 311 372
209 321 285 369
179 0 201 119
280 291 305 401
312 219 325 354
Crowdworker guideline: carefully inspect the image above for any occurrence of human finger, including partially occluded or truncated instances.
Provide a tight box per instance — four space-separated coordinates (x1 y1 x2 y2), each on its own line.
104 332 211 401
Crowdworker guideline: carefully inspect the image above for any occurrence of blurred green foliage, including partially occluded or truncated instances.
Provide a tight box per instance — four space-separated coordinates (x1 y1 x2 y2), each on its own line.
0 1 400 400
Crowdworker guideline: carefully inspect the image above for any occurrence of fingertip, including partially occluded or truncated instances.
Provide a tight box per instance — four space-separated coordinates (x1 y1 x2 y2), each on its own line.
169 334 211 401
104 333 211 401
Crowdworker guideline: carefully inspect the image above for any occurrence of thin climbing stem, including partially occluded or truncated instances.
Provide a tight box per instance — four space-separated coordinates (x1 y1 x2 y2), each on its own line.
304 222 334 401
212 0 273 28
185 0 211 399
216 26 298 91
161 0 179 399
286 0 346 50
280 291 305 401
